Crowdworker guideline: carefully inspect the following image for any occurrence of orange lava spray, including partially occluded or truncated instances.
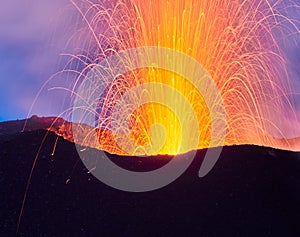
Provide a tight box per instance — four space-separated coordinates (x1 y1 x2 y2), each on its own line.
68 0 300 155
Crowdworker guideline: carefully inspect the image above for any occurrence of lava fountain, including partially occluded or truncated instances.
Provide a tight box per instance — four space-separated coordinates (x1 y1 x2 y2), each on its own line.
67 0 300 155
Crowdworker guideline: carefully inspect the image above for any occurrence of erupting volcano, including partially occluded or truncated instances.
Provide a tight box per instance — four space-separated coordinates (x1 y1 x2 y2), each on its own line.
1 0 300 235
63 0 300 156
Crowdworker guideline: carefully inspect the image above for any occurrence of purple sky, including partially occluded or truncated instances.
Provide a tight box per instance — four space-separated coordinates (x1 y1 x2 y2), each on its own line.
0 0 299 138
0 0 78 121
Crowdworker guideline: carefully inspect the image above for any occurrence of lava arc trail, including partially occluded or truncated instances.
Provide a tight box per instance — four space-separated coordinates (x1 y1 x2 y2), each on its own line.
65 0 300 155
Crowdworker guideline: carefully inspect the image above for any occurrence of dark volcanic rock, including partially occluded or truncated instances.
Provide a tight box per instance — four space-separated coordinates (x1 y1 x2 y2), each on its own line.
0 119 299 236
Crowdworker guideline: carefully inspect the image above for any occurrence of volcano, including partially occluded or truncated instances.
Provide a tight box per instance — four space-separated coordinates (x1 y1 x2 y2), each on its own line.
0 116 300 236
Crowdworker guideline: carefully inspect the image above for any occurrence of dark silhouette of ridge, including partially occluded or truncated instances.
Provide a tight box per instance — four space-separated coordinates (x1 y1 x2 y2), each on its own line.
0 117 299 236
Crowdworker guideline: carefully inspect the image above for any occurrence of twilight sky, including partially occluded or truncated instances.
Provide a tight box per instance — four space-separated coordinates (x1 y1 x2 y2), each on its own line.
0 0 299 128
0 0 77 121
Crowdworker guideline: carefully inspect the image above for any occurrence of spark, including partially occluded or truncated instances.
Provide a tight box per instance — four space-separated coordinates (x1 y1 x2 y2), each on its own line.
66 0 300 155
51 135 59 156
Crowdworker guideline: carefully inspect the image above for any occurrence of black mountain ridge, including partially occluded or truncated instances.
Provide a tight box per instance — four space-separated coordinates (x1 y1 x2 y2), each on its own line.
0 116 299 236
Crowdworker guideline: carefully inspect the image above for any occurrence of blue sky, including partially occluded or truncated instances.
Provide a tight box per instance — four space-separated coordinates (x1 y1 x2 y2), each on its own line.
0 0 299 123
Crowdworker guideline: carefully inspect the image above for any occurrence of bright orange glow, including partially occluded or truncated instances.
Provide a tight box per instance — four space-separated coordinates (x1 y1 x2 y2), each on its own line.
68 0 300 155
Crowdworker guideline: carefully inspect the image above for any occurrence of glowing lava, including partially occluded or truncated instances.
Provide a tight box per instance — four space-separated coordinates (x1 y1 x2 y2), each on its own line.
68 0 300 155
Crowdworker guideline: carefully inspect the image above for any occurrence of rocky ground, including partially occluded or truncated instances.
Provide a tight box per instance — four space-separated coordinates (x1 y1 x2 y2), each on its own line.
0 117 299 236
